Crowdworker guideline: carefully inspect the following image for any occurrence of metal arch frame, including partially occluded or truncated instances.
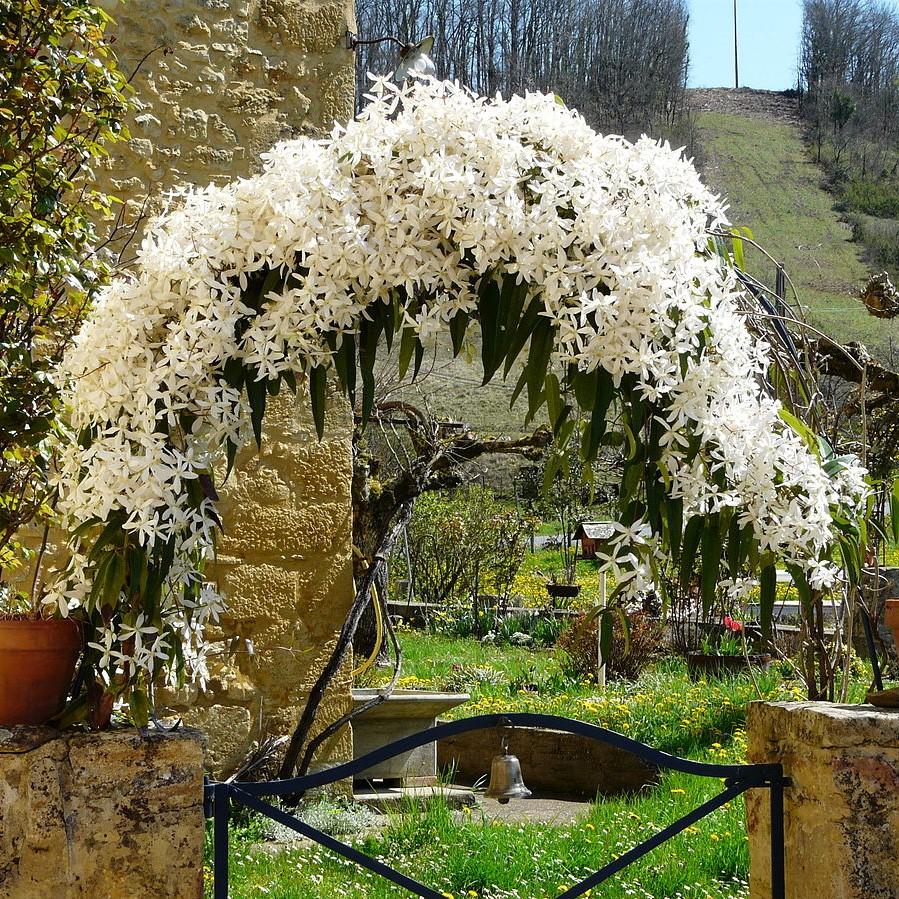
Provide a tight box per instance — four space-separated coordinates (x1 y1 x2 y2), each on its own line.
205 712 788 899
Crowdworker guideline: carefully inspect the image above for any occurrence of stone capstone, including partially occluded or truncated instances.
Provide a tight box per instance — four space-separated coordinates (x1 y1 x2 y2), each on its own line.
0 726 206 899
746 701 899 899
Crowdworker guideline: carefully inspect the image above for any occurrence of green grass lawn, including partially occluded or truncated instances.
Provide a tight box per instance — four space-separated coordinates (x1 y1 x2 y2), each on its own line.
698 111 899 358
210 633 866 898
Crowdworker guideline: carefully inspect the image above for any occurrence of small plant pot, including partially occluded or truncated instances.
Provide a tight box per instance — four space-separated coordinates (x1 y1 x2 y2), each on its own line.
884 599 899 648
686 652 772 680
0 618 81 726
546 584 581 604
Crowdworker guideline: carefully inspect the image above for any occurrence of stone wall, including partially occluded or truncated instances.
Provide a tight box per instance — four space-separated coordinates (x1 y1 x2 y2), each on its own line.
94 1 357 776
100 0 356 227
0 726 205 898
164 390 355 778
746 701 899 899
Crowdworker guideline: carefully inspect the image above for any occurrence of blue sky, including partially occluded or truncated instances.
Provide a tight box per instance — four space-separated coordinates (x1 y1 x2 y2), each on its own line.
688 0 899 90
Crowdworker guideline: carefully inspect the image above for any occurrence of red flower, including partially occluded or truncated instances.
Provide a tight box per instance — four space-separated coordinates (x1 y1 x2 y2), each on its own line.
723 615 743 633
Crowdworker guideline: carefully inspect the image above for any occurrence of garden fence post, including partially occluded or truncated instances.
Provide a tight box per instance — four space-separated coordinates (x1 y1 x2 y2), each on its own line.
770 774 786 899
213 782 230 899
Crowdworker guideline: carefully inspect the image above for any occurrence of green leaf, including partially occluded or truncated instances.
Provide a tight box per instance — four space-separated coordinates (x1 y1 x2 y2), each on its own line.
358 313 384 425
398 327 417 380
503 296 544 377
582 369 614 462
891 476 899 544
759 564 776 643
335 333 356 407
129 687 150 728
679 515 703 595
450 311 470 358
245 369 267 449
700 514 721 613
525 315 554 420
787 564 812 612
478 275 503 384
309 365 327 440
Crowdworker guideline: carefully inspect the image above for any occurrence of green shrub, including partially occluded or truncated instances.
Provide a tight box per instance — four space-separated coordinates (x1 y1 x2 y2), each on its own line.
558 610 666 681
838 177 899 218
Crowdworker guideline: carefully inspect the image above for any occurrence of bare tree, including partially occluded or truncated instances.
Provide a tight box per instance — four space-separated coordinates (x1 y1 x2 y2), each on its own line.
355 0 690 139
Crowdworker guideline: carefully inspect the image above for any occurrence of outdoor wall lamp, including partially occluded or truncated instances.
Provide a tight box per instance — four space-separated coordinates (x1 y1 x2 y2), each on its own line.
345 32 437 82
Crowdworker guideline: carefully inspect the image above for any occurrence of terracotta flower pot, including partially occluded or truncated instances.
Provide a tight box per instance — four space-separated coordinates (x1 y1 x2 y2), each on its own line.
884 599 899 648
0 618 81 726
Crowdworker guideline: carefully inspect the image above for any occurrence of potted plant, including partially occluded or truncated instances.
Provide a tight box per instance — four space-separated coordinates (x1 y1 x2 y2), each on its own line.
687 615 773 679
543 569 582 605
0 589 81 726
0 1 131 727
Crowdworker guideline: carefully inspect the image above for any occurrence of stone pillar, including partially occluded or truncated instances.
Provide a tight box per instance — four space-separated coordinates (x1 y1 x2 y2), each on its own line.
91 2 358 777
163 390 355 778
0 726 205 899
100 0 356 226
746 701 899 899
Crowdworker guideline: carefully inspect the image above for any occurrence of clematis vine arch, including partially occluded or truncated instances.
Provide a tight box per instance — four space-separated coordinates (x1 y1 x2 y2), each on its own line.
51 79 868 720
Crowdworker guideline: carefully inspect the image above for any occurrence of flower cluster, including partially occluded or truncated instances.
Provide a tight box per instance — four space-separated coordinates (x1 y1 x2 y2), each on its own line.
50 78 866 689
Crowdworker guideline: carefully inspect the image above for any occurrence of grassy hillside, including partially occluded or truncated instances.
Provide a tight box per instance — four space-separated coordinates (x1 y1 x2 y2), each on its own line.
697 108 899 357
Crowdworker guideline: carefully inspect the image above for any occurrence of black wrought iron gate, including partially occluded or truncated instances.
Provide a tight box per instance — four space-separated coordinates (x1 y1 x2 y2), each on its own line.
204 712 787 898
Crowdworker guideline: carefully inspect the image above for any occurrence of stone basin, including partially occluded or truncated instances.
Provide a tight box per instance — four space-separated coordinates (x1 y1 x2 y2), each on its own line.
351 689 469 786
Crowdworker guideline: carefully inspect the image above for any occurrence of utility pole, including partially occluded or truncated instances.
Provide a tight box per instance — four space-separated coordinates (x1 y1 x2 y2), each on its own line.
733 0 739 89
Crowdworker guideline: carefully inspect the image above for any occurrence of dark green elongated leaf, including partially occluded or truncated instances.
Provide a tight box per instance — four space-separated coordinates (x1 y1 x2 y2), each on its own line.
478 275 503 384
104 552 127 606
666 496 684 562
309 364 327 440
382 302 396 353
509 365 528 410
891 476 899 544
700 515 721 614
398 327 417 381
787 564 812 612
759 564 777 643
358 314 384 425
679 515 704 595
620 461 642 504
88 517 125 562
413 337 425 381
573 368 598 412
225 438 239 480
450 311 470 357
503 296 544 377
599 612 614 666
545 372 562 430
583 369 614 462
221 357 244 392
645 467 662 530
127 545 148 597
266 378 281 397
335 333 356 407
526 316 554 419
282 369 297 395
245 369 268 449
87 551 115 610
503 276 529 346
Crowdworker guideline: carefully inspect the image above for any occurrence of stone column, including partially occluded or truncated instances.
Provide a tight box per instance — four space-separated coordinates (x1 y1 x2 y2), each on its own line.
746 701 899 899
91 1 358 777
0 726 205 899
164 390 355 778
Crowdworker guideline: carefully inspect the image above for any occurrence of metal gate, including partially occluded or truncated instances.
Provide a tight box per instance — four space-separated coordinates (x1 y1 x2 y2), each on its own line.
205 712 787 898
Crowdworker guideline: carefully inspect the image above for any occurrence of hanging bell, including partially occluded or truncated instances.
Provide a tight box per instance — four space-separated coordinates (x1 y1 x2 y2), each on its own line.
484 736 531 804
